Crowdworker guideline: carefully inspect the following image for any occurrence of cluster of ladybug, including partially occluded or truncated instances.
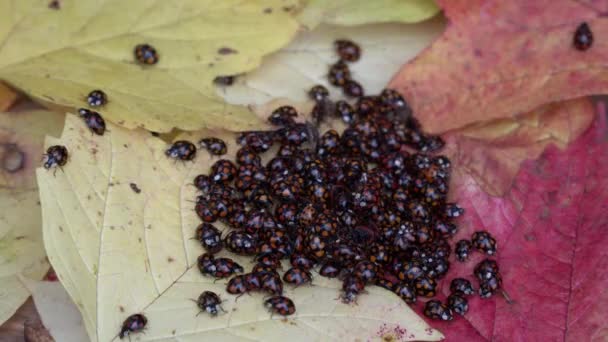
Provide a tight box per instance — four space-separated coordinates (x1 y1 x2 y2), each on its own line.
158 39 506 326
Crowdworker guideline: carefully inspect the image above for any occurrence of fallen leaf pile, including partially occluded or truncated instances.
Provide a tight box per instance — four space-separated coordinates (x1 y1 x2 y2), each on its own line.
0 0 607 341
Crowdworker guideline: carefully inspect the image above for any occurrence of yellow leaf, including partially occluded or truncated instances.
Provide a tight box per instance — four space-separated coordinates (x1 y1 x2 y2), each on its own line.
221 19 445 107
0 0 300 133
38 115 443 342
0 110 64 325
297 0 440 29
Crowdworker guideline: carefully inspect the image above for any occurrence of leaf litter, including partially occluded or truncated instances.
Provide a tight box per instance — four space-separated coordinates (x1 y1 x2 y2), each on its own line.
37 115 442 342
0 110 64 326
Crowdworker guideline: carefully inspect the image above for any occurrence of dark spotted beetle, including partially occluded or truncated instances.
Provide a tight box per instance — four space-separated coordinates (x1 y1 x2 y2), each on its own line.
224 231 257 255
43 145 68 170
119 313 147 339
134 44 159 65
86 89 107 107
282 267 312 286
165 140 196 161
265 296 295 316
199 137 227 156
194 291 224 316
195 223 223 254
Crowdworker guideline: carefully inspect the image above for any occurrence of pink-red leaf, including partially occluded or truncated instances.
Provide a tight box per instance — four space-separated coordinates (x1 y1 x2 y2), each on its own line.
422 106 608 341
389 0 608 134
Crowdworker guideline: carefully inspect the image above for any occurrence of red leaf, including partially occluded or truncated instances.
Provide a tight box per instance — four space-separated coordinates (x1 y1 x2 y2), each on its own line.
442 98 595 196
420 106 608 340
389 0 608 134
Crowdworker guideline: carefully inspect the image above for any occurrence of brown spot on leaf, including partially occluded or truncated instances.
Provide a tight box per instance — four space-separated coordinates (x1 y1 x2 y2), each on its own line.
15 236 25 240
218 47 237 55
48 0 60 10
123 144 128 148
119 306 125 312
264 8 273 13
167 257 175 263
58 226 63 232
130 183 141 193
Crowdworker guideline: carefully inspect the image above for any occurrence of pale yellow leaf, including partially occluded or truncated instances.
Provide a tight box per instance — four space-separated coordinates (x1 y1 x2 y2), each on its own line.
0 110 64 325
297 0 440 29
0 0 300 133
38 115 443 342
220 18 445 108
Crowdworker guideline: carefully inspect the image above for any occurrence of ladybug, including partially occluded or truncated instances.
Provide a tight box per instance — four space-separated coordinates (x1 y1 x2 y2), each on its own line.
275 202 299 228
352 261 378 283
395 260 424 282
195 198 229 222
423 300 453 321
193 174 212 193
278 123 314 146
225 206 247 229
195 291 224 316
304 234 327 259
455 239 472 262
414 276 437 297
226 274 251 295
269 106 298 127
450 278 475 296
165 140 196 161
444 203 464 218
328 61 351 87
236 147 261 166
255 251 283 268
340 275 365 304
331 244 364 266
290 253 315 270
282 267 312 286
368 243 392 266
319 261 342 278
244 272 263 290
474 259 500 281
342 80 364 98
134 44 159 65
309 84 329 103
393 282 417 304
574 22 593 51
199 137 227 156
210 159 237 183
380 89 408 109
195 223 223 254
261 271 283 295
86 90 107 107
224 231 257 255
264 296 296 316
334 39 361 62
479 274 502 298
317 130 341 158
335 100 355 124
237 131 275 153
43 145 68 170
119 313 147 339
471 231 497 255
447 292 469 315
213 257 244 278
